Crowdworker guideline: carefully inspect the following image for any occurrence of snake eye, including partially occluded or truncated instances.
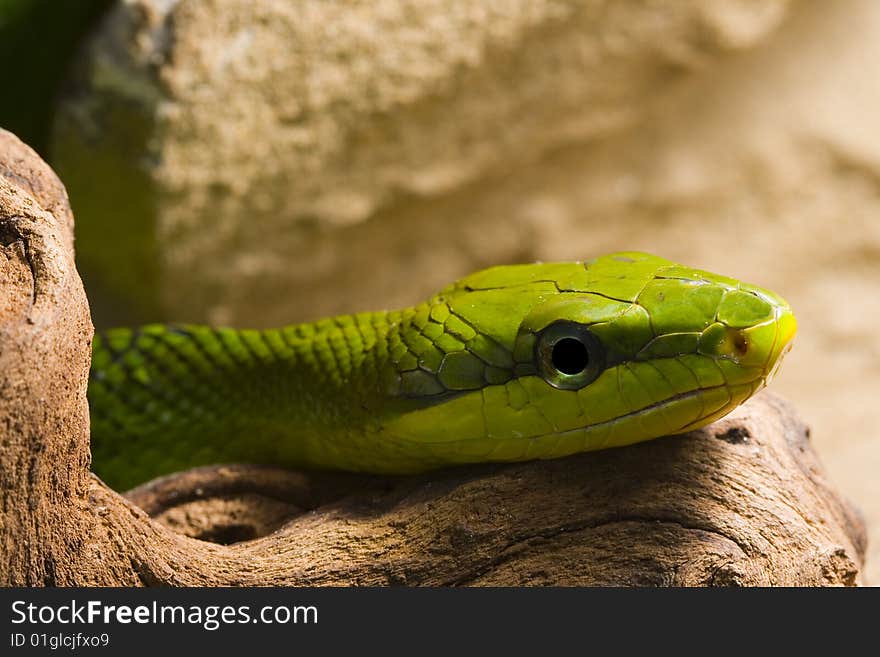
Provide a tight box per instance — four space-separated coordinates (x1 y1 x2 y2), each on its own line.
536 321 605 390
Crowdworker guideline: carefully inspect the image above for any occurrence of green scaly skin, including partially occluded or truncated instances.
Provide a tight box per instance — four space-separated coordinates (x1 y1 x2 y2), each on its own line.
89 252 797 491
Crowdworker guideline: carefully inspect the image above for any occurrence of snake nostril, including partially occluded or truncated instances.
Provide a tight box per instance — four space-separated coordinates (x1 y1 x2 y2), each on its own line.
733 332 748 356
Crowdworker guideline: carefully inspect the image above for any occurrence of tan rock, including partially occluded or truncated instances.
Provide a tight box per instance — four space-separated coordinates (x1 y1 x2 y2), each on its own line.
52 0 793 326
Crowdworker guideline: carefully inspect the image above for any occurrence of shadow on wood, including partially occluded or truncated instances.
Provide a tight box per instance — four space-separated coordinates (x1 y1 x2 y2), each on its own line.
0 129 867 586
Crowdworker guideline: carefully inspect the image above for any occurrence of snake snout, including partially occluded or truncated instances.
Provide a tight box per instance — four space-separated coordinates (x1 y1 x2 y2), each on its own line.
698 285 796 382
763 302 797 384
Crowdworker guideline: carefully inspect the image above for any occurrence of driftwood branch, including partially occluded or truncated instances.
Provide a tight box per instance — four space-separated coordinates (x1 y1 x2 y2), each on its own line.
0 129 866 586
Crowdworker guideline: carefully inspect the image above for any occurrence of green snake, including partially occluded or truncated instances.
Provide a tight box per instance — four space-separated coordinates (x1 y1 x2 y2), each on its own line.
88 252 797 491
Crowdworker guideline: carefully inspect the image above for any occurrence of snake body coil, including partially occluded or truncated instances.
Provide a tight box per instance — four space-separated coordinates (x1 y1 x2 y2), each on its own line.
89 252 796 490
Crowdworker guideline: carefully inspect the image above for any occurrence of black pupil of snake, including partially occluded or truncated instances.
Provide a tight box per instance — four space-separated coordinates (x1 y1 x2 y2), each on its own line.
551 337 589 375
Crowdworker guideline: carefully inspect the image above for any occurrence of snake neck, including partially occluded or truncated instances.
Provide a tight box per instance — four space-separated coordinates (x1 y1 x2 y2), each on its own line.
88 307 423 489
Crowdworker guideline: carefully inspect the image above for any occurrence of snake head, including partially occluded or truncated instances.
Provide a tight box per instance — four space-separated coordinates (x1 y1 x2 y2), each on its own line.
512 253 797 438
379 252 796 468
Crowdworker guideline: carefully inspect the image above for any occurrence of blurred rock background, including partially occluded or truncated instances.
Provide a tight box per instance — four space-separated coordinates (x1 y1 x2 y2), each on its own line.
2 0 877 583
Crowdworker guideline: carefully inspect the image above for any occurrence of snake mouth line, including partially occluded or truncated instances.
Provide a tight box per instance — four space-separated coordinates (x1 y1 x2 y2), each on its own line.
550 379 761 444
404 375 765 448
